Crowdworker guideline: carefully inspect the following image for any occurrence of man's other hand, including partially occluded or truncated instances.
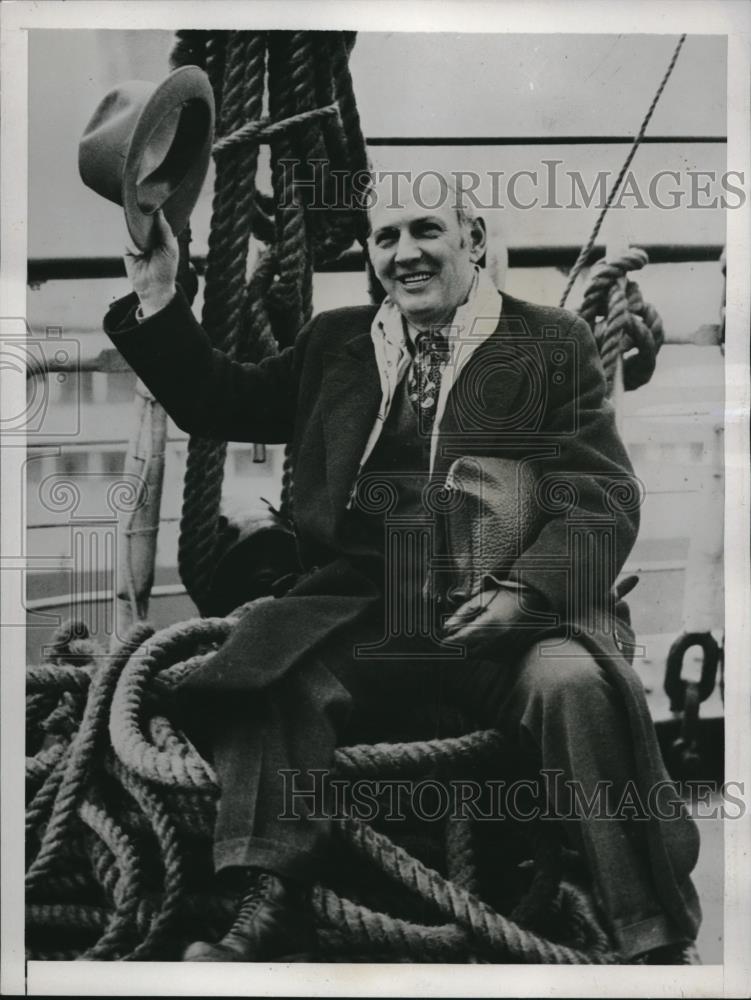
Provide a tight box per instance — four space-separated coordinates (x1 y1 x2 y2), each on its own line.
443 586 536 655
123 209 178 317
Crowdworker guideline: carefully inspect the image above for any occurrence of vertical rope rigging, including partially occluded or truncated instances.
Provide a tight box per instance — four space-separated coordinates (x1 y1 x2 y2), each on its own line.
170 30 368 611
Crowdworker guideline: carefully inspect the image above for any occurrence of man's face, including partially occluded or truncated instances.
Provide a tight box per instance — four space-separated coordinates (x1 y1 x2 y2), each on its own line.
368 190 485 330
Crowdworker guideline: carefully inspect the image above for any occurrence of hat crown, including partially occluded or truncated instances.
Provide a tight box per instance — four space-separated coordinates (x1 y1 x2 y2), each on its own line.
78 81 155 204
78 66 214 250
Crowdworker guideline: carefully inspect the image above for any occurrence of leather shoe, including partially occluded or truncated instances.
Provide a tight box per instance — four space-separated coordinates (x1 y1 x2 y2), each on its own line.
183 870 314 962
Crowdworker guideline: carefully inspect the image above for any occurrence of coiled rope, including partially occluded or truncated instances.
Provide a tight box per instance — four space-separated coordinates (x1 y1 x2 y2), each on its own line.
577 247 664 392
26 617 619 963
170 30 369 613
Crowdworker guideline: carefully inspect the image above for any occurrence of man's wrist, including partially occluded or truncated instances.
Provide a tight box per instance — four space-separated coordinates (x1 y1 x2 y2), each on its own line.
137 285 177 319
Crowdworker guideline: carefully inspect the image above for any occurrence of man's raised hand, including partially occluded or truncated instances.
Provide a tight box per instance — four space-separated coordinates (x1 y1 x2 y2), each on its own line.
123 209 178 317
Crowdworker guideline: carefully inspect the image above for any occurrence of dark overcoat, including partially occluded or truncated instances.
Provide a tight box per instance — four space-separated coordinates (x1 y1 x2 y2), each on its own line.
104 286 700 941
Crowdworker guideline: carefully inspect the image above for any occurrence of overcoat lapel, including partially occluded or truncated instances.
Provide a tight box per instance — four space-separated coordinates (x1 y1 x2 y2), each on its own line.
436 311 533 472
321 332 382 513
318 310 535 505
319 298 545 510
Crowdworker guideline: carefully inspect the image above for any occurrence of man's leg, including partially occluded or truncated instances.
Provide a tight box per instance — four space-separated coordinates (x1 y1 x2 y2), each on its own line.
180 616 438 962
446 637 701 960
181 654 352 961
210 656 352 882
206 618 436 879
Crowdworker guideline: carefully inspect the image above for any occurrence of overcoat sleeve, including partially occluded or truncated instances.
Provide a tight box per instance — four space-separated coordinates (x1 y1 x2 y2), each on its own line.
103 287 316 444
508 314 640 616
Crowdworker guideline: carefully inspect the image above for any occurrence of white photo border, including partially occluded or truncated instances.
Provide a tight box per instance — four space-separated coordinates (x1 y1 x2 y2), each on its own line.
2 1 749 996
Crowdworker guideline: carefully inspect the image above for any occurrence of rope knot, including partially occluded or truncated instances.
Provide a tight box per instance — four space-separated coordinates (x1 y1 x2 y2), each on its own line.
578 247 664 392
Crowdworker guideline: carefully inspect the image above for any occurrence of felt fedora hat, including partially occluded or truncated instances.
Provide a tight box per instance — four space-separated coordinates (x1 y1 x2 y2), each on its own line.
79 66 215 250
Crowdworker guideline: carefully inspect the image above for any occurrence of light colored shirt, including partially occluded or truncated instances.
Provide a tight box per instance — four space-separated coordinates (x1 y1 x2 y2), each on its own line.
347 265 503 506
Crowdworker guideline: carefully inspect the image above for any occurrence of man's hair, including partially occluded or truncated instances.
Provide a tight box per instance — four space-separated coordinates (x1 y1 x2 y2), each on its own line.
360 169 480 236
449 175 479 230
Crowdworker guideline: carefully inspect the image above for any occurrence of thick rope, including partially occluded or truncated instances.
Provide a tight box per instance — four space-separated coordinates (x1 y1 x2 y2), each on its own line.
213 103 340 153
40 691 83 740
445 817 480 896
26 740 67 795
26 613 615 963
78 795 146 959
25 624 153 890
174 30 369 606
267 32 309 339
577 248 664 392
26 869 97 902
239 247 280 363
314 886 475 962
27 902 109 934
26 664 93 695
337 817 618 964
559 34 686 307
26 745 70 840
177 33 266 613
88 834 122 907
111 760 187 959
108 617 230 787
334 728 504 779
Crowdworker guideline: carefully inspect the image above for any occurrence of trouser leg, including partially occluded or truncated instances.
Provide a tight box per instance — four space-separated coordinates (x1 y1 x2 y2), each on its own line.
446 637 699 958
210 656 352 882
207 624 436 882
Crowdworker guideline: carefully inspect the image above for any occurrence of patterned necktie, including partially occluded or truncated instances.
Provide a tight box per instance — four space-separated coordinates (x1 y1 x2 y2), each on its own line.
406 330 451 434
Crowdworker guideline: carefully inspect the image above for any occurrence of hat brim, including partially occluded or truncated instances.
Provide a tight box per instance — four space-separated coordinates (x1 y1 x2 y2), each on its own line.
122 66 214 251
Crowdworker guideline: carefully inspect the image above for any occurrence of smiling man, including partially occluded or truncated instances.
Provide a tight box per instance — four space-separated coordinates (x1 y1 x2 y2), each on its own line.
369 175 482 329
103 171 702 965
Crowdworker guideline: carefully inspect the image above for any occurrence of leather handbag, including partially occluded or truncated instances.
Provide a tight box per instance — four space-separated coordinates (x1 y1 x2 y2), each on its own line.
442 454 638 662
443 455 544 604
